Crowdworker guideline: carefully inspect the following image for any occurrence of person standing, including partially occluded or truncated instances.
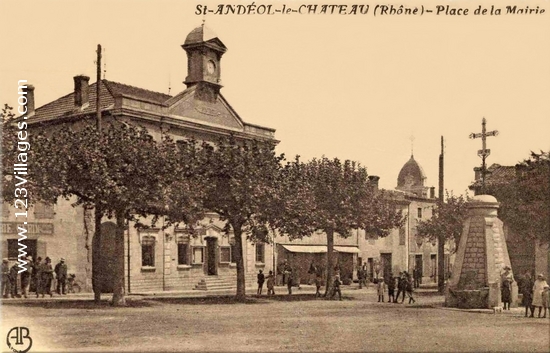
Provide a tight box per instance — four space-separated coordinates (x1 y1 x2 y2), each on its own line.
357 266 365 289
308 261 317 285
1 259 10 298
532 274 549 318
9 261 20 298
405 272 416 304
266 270 275 296
39 257 54 298
20 256 33 298
55 258 68 295
331 275 342 301
395 272 406 303
500 266 514 310
521 272 535 317
387 273 396 303
377 278 386 302
34 257 43 298
282 260 292 287
286 266 293 295
257 269 265 296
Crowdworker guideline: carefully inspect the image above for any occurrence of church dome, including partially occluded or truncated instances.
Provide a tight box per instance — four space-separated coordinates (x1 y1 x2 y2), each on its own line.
397 155 427 188
184 25 221 45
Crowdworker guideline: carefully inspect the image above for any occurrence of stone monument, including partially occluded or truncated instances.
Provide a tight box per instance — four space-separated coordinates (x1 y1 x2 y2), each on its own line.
445 195 518 309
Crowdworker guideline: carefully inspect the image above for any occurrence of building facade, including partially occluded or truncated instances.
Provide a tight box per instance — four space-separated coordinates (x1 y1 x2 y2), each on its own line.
2 25 276 293
274 155 443 286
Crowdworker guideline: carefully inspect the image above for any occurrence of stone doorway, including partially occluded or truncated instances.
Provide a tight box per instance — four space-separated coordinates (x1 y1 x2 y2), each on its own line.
205 237 218 276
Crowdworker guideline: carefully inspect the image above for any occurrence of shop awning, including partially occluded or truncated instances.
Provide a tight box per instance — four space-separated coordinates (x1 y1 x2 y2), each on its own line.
281 245 360 254
281 245 327 253
334 246 361 254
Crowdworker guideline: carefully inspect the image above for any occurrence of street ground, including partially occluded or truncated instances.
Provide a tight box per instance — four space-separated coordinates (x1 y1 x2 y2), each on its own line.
1 285 549 353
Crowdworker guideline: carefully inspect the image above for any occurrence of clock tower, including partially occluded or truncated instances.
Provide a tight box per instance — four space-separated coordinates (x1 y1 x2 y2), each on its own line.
182 24 227 102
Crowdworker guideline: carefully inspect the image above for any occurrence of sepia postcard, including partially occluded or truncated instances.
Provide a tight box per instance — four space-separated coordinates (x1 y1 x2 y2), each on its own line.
1 0 549 352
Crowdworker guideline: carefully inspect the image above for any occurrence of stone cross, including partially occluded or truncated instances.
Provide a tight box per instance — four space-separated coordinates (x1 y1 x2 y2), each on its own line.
469 118 498 193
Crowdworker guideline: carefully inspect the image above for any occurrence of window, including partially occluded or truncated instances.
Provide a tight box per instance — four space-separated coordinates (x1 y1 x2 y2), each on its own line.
193 247 204 264
399 226 406 245
141 236 155 267
255 243 265 263
34 203 54 219
220 247 231 263
178 243 189 265
417 207 422 218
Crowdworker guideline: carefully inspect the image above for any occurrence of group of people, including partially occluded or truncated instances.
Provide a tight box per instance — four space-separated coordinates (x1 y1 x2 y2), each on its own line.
1 256 69 298
519 272 549 318
376 271 416 304
256 269 276 296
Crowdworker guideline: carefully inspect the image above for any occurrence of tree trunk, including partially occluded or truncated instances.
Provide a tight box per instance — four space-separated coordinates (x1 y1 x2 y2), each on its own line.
111 209 127 306
233 224 247 302
92 203 102 303
324 229 335 297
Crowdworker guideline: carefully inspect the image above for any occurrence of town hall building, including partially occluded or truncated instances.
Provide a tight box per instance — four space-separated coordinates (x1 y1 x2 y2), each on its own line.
2 25 276 293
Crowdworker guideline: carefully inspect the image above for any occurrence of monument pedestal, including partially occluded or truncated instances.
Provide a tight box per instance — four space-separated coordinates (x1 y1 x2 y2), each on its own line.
445 195 517 309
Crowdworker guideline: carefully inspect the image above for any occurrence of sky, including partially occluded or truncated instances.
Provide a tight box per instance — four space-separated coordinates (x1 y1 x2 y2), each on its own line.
1 0 549 195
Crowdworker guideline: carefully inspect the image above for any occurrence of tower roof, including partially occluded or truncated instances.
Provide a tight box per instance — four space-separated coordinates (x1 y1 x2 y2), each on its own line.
397 155 427 188
184 25 226 50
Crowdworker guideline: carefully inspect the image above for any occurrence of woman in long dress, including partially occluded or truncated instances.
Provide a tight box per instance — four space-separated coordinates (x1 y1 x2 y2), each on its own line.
532 274 549 318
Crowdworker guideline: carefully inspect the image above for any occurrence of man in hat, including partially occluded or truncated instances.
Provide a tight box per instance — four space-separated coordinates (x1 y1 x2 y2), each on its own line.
54 257 68 295
20 256 33 298
39 257 54 297
1 259 10 298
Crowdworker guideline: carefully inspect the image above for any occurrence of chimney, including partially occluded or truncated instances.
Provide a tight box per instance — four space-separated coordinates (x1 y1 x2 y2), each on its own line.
73 75 90 107
21 85 35 117
368 175 380 191
430 187 435 199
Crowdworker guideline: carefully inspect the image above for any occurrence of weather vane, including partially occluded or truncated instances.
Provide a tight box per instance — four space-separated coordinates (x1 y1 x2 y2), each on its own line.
469 117 498 193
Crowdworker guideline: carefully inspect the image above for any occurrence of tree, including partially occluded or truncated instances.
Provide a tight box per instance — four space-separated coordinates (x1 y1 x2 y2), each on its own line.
486 151 550 246
272 157 405 296
29 121 184 305
201 136 284 301
416 192 470 254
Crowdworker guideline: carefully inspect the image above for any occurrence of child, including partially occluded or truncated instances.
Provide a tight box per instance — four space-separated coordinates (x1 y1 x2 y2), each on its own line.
377 278 387 302
542 285 549 319
257 269 265 296
266 270 275 296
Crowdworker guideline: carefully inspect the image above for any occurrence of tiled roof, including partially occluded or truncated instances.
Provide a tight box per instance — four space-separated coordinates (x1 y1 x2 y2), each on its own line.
470 164 516 189
31 80 172 122
104 81 172 104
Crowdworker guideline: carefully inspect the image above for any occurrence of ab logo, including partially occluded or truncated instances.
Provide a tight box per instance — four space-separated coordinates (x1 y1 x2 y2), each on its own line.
6 327 33 353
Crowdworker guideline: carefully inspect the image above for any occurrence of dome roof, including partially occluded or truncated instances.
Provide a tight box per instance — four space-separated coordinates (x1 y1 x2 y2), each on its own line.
184 25 221 45
397 155 427 188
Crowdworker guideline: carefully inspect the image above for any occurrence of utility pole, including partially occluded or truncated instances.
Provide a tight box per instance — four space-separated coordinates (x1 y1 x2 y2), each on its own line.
438 136 445 293
93 44 103 302
96 44 102 130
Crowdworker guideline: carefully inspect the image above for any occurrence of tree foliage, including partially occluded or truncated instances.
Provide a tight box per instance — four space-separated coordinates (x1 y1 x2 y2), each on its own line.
416 192 470 253
271 157 405 295
485 151 550 246
200 135 284 300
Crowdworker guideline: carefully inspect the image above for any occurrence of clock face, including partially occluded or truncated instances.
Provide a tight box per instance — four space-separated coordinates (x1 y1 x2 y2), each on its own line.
206 60 216 74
